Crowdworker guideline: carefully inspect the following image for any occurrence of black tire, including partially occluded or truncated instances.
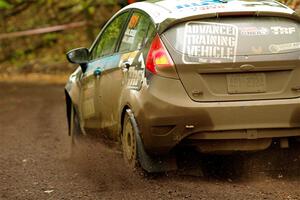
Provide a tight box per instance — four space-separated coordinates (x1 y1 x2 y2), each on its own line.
121 114 139 170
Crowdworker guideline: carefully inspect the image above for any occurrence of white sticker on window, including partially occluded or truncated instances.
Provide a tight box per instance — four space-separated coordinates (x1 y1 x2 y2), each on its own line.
183 22 238 64
240 27 269 36
270 26 296 35
122 29 137 44
269 42 300 53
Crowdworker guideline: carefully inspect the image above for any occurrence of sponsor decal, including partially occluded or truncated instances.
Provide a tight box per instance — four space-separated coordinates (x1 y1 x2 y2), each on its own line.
183 22 238 64
240 27 269 36
127 68 143 89
175 0 224 9
270 26 296 35
121 52 144 90
87 59 106 73
122 29 137 44
138 53 145 69
187 4 225 12
269 42 300 53
241 1 284 8
128 15 140 29
174 0 226 12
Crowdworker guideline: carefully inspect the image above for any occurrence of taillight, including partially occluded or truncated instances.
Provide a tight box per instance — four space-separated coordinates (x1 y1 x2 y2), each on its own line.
146 34 178 79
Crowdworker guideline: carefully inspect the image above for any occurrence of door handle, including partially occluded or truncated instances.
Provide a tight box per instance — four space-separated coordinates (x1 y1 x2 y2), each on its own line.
121 61 130 72
93 67 102 77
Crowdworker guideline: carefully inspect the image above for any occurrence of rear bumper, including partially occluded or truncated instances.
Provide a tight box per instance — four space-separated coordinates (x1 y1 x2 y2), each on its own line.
133 76 300 154
186 128 300 140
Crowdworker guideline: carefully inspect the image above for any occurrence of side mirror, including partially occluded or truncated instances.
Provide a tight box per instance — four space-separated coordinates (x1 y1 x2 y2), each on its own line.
66 48 89 72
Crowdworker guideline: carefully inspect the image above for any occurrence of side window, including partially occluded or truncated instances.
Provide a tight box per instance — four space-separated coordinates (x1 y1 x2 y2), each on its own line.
119 12 153 53
91 12 129 60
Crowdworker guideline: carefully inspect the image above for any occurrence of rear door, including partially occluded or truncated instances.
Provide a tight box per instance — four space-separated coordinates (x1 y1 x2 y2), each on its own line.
98 11 155 138
79 12 130 130
162 16 300 102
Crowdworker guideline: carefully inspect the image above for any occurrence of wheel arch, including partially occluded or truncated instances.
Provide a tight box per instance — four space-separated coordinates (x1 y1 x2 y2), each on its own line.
120 104 132 137
65 90 72 136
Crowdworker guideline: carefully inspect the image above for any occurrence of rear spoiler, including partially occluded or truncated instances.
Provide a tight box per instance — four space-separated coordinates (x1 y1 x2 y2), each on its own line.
158 10 300 34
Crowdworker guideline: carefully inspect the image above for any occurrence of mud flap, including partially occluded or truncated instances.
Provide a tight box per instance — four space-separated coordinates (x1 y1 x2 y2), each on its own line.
126 109 177 173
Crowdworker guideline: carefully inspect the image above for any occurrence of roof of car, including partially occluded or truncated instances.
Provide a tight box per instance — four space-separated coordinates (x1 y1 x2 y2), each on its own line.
120 0 299 32
123 0 296 21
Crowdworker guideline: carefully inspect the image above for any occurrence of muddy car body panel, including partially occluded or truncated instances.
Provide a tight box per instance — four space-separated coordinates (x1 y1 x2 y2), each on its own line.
65 0 300 156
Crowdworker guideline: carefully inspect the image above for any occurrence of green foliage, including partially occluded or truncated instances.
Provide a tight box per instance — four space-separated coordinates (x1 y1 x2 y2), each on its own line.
42 33 58 45
12 49 25 60
0 0 12 9
0 0 120 73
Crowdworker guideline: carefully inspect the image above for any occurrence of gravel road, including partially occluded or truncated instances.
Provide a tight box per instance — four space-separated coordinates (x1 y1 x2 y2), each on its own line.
1 82 300 200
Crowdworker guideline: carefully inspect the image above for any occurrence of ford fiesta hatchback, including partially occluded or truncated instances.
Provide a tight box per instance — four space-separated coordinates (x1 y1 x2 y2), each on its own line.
65 0 300 172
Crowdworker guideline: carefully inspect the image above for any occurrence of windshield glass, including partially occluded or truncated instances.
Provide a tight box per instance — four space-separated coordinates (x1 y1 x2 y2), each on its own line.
164 17 300 64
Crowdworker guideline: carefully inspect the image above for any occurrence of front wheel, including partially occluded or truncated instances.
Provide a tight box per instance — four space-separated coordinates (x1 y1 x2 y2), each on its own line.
70 104 83 147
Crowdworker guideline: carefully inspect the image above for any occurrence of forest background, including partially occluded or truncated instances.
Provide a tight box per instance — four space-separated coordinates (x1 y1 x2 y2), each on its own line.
0 0 299 75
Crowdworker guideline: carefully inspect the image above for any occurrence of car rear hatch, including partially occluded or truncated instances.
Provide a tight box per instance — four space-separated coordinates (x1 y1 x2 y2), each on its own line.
162 16 300 102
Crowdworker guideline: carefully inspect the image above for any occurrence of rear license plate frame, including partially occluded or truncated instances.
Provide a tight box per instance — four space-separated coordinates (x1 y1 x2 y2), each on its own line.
227 73 266 94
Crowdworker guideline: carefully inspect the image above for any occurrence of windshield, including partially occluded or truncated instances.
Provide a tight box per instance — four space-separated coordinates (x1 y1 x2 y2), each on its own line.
163 17 300 64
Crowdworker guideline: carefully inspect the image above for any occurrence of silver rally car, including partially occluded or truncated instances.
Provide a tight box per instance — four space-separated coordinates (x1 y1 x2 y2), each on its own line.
65 0 300 172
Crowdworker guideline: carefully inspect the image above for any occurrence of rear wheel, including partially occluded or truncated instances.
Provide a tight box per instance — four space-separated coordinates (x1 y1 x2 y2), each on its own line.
122 114 139 170
121 110 178 173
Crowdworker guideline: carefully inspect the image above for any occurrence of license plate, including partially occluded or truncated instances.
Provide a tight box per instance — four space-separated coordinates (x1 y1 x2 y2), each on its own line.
227 73 266 94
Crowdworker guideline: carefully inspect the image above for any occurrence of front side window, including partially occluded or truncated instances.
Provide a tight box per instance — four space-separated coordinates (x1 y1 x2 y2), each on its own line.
119 12 153 53
91 12 129 60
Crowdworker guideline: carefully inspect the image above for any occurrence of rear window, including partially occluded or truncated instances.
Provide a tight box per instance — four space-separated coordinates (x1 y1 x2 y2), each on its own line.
163 17 300 64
